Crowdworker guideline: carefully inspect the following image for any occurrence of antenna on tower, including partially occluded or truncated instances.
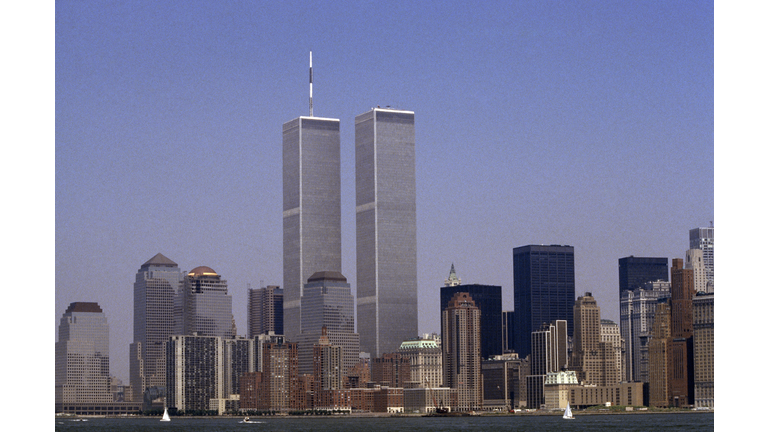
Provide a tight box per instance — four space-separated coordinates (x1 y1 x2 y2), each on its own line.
309 51 313 117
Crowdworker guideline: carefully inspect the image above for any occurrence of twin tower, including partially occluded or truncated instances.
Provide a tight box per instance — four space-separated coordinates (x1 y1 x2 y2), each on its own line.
282 107 417 358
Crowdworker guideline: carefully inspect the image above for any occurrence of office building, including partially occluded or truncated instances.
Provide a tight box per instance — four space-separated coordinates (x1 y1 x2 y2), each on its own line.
283 114 342 342
600 319 624 384
526 320 568 409
248 285 283 338
513 245 575 358
440 266 502 359
685 248 710 294
314 327 344 391
502 311 514 354
482 353 529 410
296 271 360 375
619 280 670 383
669 258 694 406
356 107 417 357
442 292 482 412
166 334 224 412
692 292 714 408
618 256 669 294
572 293 619 387
129 253 183 402
397 338 443 388
648 300 671 407
56 302 112 409
371 353 412 388
174 266 234 338
224 337 256 397
689 227 714 290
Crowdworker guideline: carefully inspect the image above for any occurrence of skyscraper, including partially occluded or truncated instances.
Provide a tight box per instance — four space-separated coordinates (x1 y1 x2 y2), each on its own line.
669 258 694 406
442 292 482 412
129 253 182 402
619 280 670 383
512 245 575 358
248 285 284 338
526 320 568 410
283 115 342 342
618 256 669 294
166 334 224 412
572 293 619 387
692 292 714 408
56 302 112 409
689 227 714 290
355 107 417 357
440 266 503 359
175 266 234 338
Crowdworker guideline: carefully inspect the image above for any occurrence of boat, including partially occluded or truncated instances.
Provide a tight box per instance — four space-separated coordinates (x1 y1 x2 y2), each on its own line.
563 402 574 420
161 407 171 422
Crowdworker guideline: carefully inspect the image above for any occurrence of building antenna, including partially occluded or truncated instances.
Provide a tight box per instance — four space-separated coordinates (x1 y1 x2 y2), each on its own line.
309 51 313 117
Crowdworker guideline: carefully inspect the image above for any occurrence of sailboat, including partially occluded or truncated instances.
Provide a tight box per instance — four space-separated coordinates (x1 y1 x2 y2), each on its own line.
161 407 171 422
563 402 574 420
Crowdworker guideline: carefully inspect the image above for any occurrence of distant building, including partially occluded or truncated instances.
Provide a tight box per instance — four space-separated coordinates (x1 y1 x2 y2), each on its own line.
239 341 300 411
569 381 644 408
56 302 112 410
371 353 412 388
648 300 671 407
442 292 482 412
513 245 575 358
618 256 669 294
543 370 578 409
356 107 418 357
669 258 695 407
175 266 234 338
397 338 443 388
526 320 568 409
403 387 455 413
314 327 344 391
572 293 619 387
502 311 514 354
689 227 714 290
619 280 670 383
482 353 529 410
248 285 283 338
440 265 503 359
166 334 224 412
129 253 182 403
282 114 342 342
224 337 256 398
600 319 624 384
692 292 714 408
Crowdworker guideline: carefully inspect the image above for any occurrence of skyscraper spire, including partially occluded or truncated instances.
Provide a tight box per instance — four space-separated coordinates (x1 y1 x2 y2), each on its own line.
445 263 461 287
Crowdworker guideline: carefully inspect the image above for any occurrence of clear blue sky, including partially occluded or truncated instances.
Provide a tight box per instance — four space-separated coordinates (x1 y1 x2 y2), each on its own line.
54 0 714 382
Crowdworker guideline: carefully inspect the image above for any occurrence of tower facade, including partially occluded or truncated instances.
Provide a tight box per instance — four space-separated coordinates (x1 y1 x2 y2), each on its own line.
283 115 342 341
56 302 112 408
166 334 224 412
618 256 669 294
692 292 714 408
572 293 619 387
689 227 714 290
619 280 670 382
512 245 575 358
355 107 417 357
669 258 695 406
129 253 182 401
175 266 234 338
440 274 503 359
526 320 568 410
685 248 710 294
442 292 482 412
248 285 284 338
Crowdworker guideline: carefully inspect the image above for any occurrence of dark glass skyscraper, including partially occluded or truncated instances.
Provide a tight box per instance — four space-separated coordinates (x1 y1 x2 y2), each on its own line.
440 283 502 360
618 256 669 294
283 116 342 341
512 245 575 359
356 108 417 357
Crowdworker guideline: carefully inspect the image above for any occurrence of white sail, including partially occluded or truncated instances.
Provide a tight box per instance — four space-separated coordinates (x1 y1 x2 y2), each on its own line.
161 407 171 422
563 402 574 419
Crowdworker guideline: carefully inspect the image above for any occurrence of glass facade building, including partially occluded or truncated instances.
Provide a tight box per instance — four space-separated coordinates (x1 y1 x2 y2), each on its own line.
248 285 284 338
440 284 502 360
356 108 417 357
618 256 669 294
512 245 575 359
174 266 234 338
282 116 342 342
689 227 714 290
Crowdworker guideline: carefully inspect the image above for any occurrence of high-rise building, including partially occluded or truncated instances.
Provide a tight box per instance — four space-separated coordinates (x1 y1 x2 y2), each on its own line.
572 293 620 387
283 115 342 342
669 258 694 406
600 319 623 384
619 280 670 383
502 311 514 354
440 266 502 359
166 334 224 412
692 292 714 409
260 341 300 411
355 107 417 357
313 327 344 391
512 245 575 358
296 271 360 376
648 300 671 407
689 227 714 290
56 302 112 409
526 320 568 410
371 352 412 388
685 248 710 294
248 285 283 338
442 292 482 412
129 253 182 402
482 353 529 410
224 337 256 397
618 256 669 294
174 266 234 338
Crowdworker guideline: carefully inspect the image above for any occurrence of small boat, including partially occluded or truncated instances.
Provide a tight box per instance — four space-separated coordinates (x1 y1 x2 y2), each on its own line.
563 402 574 420
161 407 171 422
240 417 261 424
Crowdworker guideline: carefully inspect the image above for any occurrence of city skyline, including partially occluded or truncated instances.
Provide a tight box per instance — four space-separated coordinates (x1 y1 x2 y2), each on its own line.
55 1 714 382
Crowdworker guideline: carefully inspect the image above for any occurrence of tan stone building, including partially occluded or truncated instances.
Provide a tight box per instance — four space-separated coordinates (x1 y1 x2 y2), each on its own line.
442 292 483 412
572 293 620 387
693 292 714 408
648 301 671 407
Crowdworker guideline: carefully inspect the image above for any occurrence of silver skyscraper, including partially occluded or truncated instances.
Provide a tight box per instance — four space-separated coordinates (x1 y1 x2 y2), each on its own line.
355 107 417 357
282 116 342 341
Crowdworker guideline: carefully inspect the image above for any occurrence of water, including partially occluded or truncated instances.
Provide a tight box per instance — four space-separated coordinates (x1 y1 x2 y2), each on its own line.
55 413 713 431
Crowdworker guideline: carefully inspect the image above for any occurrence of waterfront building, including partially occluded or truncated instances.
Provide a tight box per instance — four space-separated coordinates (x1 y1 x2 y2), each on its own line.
572 293 619 387
619 279 670 383
296 271 360 376
513 245 575 358
56 302 112 410
129 253 183 402
397 338 443 388
355 107 417 357
283 113 342 342
166 334 224 412
371 353 412 388
600 319 624 384
482 353 529 410
618 256 669 294
249 341 300 411
669 258 695 406
442 292 482 412
440 266 502 359
689 227 714 290
692 292 714 409
313 327 344 391
526 320 568 409
543 370 579 409
224 336 256 398
569 381 645 408
648 300 671 407
248 285 283 338
174 266 234 338
403 387 455 413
